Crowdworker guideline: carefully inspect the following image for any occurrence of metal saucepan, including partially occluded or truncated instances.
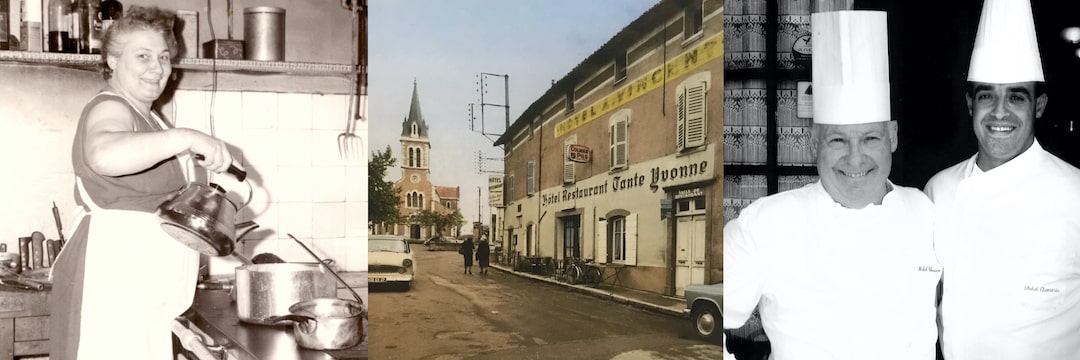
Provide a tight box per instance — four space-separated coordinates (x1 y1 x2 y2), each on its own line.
157 162 253 256
268 297 364 350
234 263 338 325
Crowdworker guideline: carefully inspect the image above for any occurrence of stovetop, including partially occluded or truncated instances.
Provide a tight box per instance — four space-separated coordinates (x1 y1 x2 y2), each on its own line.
181 289 367 360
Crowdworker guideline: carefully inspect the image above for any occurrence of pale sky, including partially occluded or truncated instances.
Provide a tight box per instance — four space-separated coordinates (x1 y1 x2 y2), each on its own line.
368 0 661 228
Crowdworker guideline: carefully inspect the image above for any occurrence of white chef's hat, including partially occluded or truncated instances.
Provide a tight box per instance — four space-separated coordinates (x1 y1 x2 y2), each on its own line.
811 11 891 125
967 0 1044 83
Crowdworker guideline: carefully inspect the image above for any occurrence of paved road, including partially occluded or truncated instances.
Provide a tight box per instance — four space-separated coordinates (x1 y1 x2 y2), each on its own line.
367 244 723 360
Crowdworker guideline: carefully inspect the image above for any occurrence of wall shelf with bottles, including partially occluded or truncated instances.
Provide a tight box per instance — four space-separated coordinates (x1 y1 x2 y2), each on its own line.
0 50 356 78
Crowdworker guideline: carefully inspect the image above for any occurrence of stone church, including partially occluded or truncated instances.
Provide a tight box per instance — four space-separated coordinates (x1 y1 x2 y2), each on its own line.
375 81 461 240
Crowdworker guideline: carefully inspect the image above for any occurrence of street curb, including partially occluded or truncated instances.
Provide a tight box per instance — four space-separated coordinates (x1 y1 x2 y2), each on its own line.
489 264 689 319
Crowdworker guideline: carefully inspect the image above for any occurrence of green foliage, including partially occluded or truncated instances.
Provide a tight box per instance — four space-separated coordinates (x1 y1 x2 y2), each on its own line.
410 208 465 236
368 145 402 226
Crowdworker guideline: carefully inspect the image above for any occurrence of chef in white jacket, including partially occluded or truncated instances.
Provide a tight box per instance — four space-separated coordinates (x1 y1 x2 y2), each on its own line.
723 10 941 360
925 0 1080 358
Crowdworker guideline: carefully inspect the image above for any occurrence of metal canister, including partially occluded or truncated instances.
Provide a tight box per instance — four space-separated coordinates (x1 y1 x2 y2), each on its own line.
243 6 285 61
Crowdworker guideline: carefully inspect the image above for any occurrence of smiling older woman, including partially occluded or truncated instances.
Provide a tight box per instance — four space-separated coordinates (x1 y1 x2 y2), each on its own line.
48 6 239 360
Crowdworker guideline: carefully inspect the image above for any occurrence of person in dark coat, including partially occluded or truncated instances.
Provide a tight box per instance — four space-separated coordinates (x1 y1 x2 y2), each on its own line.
476 236 491 275
460 237 475 274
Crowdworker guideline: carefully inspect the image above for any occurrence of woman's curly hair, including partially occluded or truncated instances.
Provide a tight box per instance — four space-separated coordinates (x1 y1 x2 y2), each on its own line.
100 6 179 80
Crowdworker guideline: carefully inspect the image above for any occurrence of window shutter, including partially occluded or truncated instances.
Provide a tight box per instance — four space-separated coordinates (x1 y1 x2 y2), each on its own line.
563 140 576 184
615 121 627 167
676 90 687 150
563 162 575 183
624 213 638 266
684 81 708 148
527 160 535 195
597 218 608 264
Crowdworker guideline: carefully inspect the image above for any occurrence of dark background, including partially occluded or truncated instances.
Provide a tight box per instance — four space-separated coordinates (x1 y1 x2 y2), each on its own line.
856 0 1080 188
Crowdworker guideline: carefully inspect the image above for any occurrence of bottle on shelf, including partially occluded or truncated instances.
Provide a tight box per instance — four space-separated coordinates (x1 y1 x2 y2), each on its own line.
99 0 118 35
85 0 100 53
70 0 84 53
47 0 69 53
1 0 10 50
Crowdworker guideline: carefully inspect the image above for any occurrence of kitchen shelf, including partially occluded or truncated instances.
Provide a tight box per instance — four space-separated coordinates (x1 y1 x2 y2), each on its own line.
0 50 356 78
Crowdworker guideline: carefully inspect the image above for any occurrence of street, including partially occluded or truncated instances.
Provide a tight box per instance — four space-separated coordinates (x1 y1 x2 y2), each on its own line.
367 244 723 360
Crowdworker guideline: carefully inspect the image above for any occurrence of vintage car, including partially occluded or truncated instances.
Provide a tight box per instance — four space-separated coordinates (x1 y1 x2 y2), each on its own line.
368 235 415 290
685 283 722 344
424 235 462 251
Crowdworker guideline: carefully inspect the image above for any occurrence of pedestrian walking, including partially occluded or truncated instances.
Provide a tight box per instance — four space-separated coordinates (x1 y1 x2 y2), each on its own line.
476 235 491 275
459 237 475 274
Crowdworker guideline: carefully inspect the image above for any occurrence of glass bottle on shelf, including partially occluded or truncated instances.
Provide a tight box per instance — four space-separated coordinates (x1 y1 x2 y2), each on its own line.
47 0 70 53
85 0 100 53
99 0 120 35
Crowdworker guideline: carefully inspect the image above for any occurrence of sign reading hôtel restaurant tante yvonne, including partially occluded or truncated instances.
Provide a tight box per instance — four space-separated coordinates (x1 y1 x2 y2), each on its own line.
541 146 715 207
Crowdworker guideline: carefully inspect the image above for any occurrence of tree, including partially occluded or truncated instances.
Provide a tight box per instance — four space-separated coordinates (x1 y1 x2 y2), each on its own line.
368 145 401 228
410 208 465 236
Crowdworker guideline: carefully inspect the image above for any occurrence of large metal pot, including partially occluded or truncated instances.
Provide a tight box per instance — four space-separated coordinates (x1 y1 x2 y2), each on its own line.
269 298 364 350
235 263 337 325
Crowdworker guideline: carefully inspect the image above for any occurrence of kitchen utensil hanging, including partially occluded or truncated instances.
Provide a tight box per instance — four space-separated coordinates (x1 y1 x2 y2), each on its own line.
338 1 366 161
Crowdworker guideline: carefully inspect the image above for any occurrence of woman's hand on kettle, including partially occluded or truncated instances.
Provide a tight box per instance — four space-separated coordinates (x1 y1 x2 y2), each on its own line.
185 130 235 174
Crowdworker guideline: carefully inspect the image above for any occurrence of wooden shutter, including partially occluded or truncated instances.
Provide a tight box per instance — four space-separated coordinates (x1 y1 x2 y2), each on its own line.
624 213 637 266
597 218 608 264
676 90 687 150
684 81 708 148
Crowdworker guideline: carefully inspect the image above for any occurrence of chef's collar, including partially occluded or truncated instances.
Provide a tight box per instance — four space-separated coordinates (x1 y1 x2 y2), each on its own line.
969 138 1044 178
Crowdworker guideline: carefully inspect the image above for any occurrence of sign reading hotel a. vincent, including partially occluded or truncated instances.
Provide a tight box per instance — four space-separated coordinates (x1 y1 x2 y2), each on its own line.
554 31 723 138
488 175 504 208
541 146 716 207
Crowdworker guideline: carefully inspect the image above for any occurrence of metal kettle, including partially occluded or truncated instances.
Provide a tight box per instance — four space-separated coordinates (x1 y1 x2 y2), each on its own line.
157 165 255 256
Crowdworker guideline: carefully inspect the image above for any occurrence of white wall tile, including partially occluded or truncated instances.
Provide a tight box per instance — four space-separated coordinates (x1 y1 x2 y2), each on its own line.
312 202 346 238
275 165 314 202
344 236 368 271
345 163 367 203
345 200 368 238
276 129 314 166
314 129 351 166
311 94 351 130
232 129 280 173
311 165 346 203
241 91 279 130
208 91 243 135
173 90 209 131
277 202 314 241
278 93 314 130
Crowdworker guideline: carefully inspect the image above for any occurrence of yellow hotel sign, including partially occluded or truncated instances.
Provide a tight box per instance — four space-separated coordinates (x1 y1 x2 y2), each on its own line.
554 31 724 138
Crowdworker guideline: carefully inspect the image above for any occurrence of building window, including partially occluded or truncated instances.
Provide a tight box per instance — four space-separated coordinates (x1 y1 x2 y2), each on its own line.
418 193 424 209
677 72 710 152
564 90 575 113
505 175 515 204
611 216 626 262
418 148 424 168
683 0 703 41
526 160 536 195
406 192 415 208
600 213 637 265
614 51 628 82
408 148 415 167
411 123 418 136
609 110 630 170
563 136 577 184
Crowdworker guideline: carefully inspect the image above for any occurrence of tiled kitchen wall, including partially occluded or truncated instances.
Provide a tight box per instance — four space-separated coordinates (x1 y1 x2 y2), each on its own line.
171 90 369 274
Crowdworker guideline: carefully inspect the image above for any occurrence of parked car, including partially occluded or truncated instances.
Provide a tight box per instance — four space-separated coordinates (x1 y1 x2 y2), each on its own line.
424 235 462 251
685 283 722 344
368 235 415 290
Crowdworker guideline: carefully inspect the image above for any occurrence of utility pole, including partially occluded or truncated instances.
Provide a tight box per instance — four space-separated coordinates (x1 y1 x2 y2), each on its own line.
472 72 510 142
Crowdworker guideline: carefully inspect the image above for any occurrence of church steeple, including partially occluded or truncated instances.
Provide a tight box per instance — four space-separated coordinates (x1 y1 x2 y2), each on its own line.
401 80 429 138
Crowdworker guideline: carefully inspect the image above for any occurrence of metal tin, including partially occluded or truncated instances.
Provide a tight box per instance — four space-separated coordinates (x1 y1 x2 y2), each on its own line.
243 6 285 61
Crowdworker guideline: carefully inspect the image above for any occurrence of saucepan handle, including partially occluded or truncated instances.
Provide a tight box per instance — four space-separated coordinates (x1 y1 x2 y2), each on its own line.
265 314 315 325
193 154 247 182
